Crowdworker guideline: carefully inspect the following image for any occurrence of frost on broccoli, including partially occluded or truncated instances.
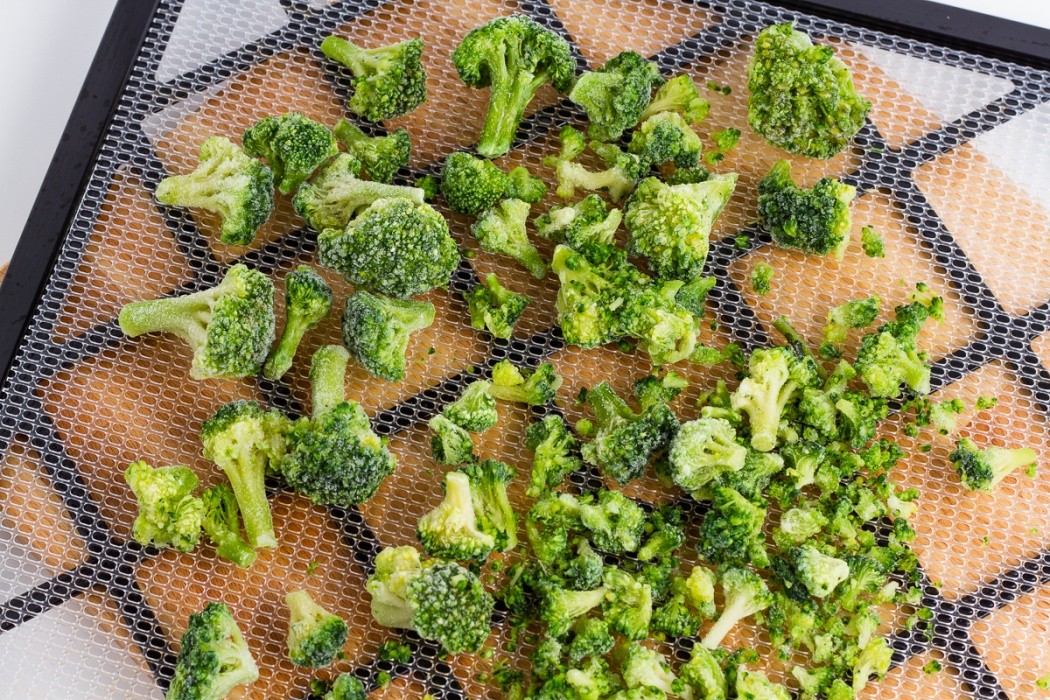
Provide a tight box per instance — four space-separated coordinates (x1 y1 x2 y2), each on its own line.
443 380 498 432
320 35 426 122
118 263 275 380
544 126 642 203
757 160 855 259
747 23 870 159
949 437 1037 492
341 290 435 382
472 198 548 278
525 414 581 497
489 359 562 406
284 589 349 668
123 460 203 553
568 51 664 142
166 602 259 700
536 194 622 250
333 119 411 184
417 470 495 561
155 136 273 245
669 417 748 499
620 643 683 696
467 273 530 340
263 266 333 381
201 483 257 568
629 111 704 170
641 74 710 124
429 414 474 466
242 112 337 194
774 545 850 600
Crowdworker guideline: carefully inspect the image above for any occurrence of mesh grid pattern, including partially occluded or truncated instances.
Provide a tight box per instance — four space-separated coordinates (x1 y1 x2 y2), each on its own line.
1 0 1049 697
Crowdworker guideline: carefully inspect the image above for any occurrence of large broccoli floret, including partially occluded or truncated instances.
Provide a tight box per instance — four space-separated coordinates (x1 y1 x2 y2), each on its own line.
544 127 643 203
467 273 530 340
564 539 605 592
489 359 562 405
698 486 769 568
119 264 275 380
201 401 290 549
279 345 397 507
155 136 273 245
440 151 506 216
333 119 411 184
550 243 646 348
525 414 581 497
123 460 202 553
641 74 710 124
629 111 704 170
341 290 435 382
578 489 646 554
757 160 856 258
855 300 937 398
602 567 653 640
200 483 257 568
167 602 258 700
566 656 623 699
538 582 607 638
284 590 348 668
620 643 683 696
747 23 870 159
459 458 518 551
624 174 737 281
731 345 813 452
472 198 547 278
536 194 622 250
429 414 474 466
619 279 700 366
366 545 494 654
292 153 424 232
452 14 575 157
677 645 727 699
417 470 495 561
669 418 748 499
324 674 366 700
701 567 773 649
569 51 664 142
263 266 333 381
242 112 337 194
567 617 615 662
949 438 1037 492
443 380 498 432
320 35 426 122
319 197 458 299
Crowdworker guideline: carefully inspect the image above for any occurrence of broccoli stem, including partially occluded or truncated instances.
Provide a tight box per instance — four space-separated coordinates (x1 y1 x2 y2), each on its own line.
118 288 217 345
211 529 257 568
227 464 276 550
772 315 826 381
264 316 313 382
320 36 375 74
478 66 544 157
701 600 744 650
309 345 350 418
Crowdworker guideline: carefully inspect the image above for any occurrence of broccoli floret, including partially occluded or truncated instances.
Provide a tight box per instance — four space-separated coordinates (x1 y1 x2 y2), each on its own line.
823 295 881 351
532 636 565 681
563 657 624 699
452 15 575 157
440 151 510 216
320 35 426 122
758 160 856 258
641 74 710 124
624 174 737 281
366 545 494 654
527 492 582 563
567 617 615 662
775 441 825 498
544 126 641 203
699 486 769 568
684 566 717 619
855 301 937 398
674 276 716 317
705 127 742 166
569 51 664 142
341 290 435 382
292 153 425 232
620 643 683 695
949 437 1037 492
677 644 727 700
429 414 474 465
550 243 646 348
507 167 548 204
262 266 333 380
155 136 273 245
443 380 498 432
736 668 790 700
605 689 666 700
415 174 438 201
536 194 623 250
852 637 893 694
638 504 685 562
284 589 348 668
580 381 679 484
780 545 850 599
731 346 811 452
279 345 397 507
747 23 870 159
123 460 202 553
201 400 289 549
651 575 705 638
525 414 581 497
929 398 965 435
602 567 653 640
459 458 517 551
751 261 774 295
119 264 275 380
578 489 646 554
835 391 889 448
862 225 885 258
467 273 530 339
538 583 607 638
634 371 688 411
701 567 773 649
669 417 748 498
324 674 366 700
564 538 605 591
200 483 257 568
333 120 411 184
490 359 562 405
715 449 784 502
167 602 258 700
417 470 495 561
629 111 704 170
622 281 701 367
472 198 547 278
242 112 337 194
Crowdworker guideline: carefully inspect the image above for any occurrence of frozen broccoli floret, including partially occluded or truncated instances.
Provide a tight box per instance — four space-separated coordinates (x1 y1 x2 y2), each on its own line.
684 566 717 620
731 345 814 452
677 644 727 699
564 539 605 591
489 359 562 406
569 51 664 142
852 637 893 694
415 174 438 201
333 119 410 184
751 261 774 295
525 414 581 497
736 668 790 700
452 14 575 157
862 225 885 258
629 111 704 170
472 198 547 278
155 136 273 245
705 127 742 165
123 460 203 553
641 74 710 124
166 602 258 700
467 273 530 339
716 449 784 502
699 486 769 568
667 416 748 498
506 165 548 203
634 371 688 411
440 151 510 216
118 264 275 380
602 567 653 640
578 489 646 554
242 112 337 194
341 290 435 382
544 126 642 203
779 545 851 600
638 504 686 562
320 34 426 122
200 483 257 568
536 194 623 250
567 617 615 662
263 266 333 381
565 657 624 699
620 643 683 695
429 414 474 466
854 299 938 398
822 295 881 351
772 506 828 551
747 23 870 158
443 380 498 432
538 582 607 638
284 589 348 668
758 160 856 258
324 674 366 700
459 458 517 551
651 574 705 638
701 567 773 649
950 437 1037 492
929 398 965 435
417 470 495 561
834 391 889 449
527 492 583 564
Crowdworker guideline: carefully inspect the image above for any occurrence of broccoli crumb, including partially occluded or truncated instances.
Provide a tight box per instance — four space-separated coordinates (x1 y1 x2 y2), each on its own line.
923 660 942 674
706 80 731 95
1028 463 1039 478
735 234 751 249
575 418 595 437
378 640 412 664
920 444 932 453
705 127 742 165
305 561 321 576
751 262 774 295
376 671 392 688
1038 675 1050 690
975 396 999 410
862 226 885 258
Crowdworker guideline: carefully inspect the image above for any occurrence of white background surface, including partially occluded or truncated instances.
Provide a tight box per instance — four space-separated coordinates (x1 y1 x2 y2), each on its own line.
0 0 1047 266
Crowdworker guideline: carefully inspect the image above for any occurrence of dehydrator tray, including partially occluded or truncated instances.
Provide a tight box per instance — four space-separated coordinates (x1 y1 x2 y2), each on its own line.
1 0 1049 697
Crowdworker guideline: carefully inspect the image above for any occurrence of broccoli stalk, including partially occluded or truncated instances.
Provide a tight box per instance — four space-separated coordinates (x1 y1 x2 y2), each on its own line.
284 589 349 668
444 380 499 432
568 51 664 142
166 602 259 700
467 273 530 339
320 35 427 122
701 567 773 649
417 471 496 562
333 119 411 184
242 112 338 194
489 359 562 405
472 198 547 278
949 437 1037 492
341 290 436 382
201 483 257 568
459 459 518 551
123 460 203 552
262 266 333 381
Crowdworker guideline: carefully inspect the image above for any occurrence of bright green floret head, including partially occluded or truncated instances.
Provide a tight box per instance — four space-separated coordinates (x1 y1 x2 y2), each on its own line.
569 51 664 142
628 111 704 169
731 345 811 452
620 643 683 696
536 194 622 250
601 567 653 640
855 299 937 398
698 486 769 568
567 617 615 662
785 545 851 599
524 414 581 497
538 583 607 638
242 112 337 194
262 265 333 381
505 165 547 203
458 458 518 551
440 151 509 216
443 380 498 432
429 414 474 465
579 489 646 554
736 668 791 700
950 437 1037 492
641 74 710 124
341 290 435 382
166 602 259 700
320 35 427 122
758 160 856 258
823 295 881 347
417 470 495 562
701 566 772 650
200 483 257 569
284 589 348 668
324 674 366 700
155 136 273 246
472 198 547 278
467 273 530 340
677 644 727 699
489 359 562 405
618 279 700 365
333 119 411 184
123 460 202 553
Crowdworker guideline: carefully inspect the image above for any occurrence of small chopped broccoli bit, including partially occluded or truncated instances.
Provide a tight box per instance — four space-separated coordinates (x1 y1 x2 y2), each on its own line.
201 483 257 568
417 470 495 562
472 198 547 278
699 486 769 568
731 345 816 452
333 120 411 184
467 273 530 339
167 602 258 700
324 674 366 700
535 194 623 250
544 126 642 203
341 290 436 382
118 263 275 380
777 545 850 599
736 668 790 700
284 590 348 668
538 584 607 638
861 225 885 257
634 371 687 410
1037 674 1050 689
201 400 290 549
578 489 646 554
975 395 999 410
459 458 518 551
751 261 774 295
527 491 582 564
452 15 575 157
929 398 965 435
701 567 772 649
444 380 499 432
950 437 1037 492
123 460 203 553
602 567 653 640
263 266 333 381
155 136 273 245
675 276 717 316
624 174 738 281
747 23 870 158
378 639 412 664
923 660 943 674
853 637 893 693
705 127 742 165
440 151 510 216
415 174 439 201
525 414 581 497
242 112 337 194
641 74 710 124
629 111 704 170
429 414 474 465
489 359 562 406
320 34 426 122
822 295 881 353
319 197 458 299
620 643 682 695
855 297 939 398
292 153 425 232
669 417 748 498
366 546 494 654
506 165 547 203
758 159 856 258
279 345 397 507
569 51 664 142
684 566 717 620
